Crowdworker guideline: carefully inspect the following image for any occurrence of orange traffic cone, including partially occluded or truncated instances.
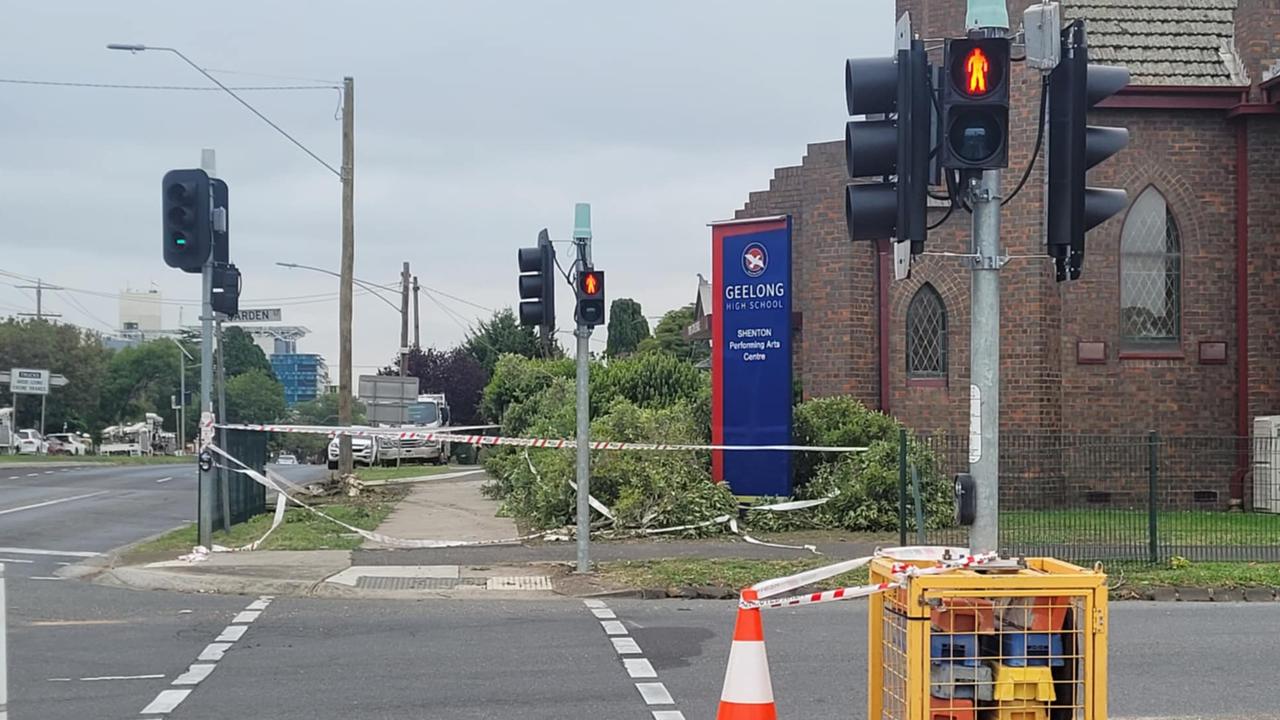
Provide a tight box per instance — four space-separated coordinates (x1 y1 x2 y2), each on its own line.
716 588 777 720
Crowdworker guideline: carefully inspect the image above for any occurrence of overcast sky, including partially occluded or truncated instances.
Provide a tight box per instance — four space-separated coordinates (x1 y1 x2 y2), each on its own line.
0 0 894 373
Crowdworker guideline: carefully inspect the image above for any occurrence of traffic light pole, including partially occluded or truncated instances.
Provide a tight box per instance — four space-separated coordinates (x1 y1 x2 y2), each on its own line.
968 169 1001 555
197 150 217 550
574 233 592 575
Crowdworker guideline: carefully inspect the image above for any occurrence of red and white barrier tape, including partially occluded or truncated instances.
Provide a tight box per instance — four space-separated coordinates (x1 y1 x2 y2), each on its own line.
741 549 1001 610
214 422 870 454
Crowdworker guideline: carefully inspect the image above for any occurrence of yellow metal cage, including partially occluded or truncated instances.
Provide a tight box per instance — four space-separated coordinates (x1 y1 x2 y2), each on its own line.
868 556 1108 720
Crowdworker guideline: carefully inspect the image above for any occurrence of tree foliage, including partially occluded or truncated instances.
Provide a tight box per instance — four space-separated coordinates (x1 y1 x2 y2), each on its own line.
290 392 366 426
225 369 286 424
0 319 110 432
637 303 708 364
221 326 274 379
462 308 547 374
397 347 489 425
605 298 649 358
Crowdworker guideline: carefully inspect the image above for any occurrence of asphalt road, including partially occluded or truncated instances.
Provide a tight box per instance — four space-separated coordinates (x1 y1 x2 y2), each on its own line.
4 462 1280 719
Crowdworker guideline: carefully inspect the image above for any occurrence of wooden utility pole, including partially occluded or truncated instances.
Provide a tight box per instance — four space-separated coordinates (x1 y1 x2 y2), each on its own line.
399 262 410 376
412 275 421 350
16 279 62 321
338 76 355 474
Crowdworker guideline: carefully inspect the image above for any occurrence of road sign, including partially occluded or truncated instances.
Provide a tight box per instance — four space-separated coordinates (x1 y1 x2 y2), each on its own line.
8 368 49 396
227 308 281 323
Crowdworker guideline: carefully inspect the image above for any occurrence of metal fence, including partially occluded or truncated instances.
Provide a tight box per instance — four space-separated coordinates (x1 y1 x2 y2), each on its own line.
898 432 1280 563
211 427 267 529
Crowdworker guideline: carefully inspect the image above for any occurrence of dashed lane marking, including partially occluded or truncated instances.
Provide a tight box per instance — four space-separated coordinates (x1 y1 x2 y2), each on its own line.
0 547 102 558
636 682 675 705
0 558 35 564
156 476 173 483
79 674 165 682
135 595 273 715
232 610 261 623
584 599 685 720
140 689 192 714
0 491 110 516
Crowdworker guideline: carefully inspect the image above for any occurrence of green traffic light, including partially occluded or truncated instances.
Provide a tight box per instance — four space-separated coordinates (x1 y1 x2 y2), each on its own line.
175 236 187 247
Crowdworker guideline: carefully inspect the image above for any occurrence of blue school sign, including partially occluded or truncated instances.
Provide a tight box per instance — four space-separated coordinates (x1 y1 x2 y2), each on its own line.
710 215 792 496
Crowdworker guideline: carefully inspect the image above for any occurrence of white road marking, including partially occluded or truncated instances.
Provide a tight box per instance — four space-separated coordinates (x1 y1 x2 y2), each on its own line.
612 637 642 654
232 610 261 623
29 576 64 581
197 642 232 661
0 558 35 564
246 598 270 610
624 658 657 679
80 673 165 681
156 476 173 483
0 546 101 558
636 682 675 705
0 490 110 516
26 472 39 477
172 664 216 686
586 599 684 716
44 470 55 474
47 677 72 682
215 625 247 642
140 688 192 714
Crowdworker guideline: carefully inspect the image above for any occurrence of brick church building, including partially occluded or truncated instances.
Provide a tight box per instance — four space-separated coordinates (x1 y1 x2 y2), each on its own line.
725 0 1280 507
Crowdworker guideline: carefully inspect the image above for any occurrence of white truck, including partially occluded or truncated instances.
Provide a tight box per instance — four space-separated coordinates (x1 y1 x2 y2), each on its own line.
0 407 14 454
100 413 168 456
325 393 451 469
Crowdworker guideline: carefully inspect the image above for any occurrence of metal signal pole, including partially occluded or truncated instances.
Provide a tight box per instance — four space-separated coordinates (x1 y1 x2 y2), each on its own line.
573 203 593 574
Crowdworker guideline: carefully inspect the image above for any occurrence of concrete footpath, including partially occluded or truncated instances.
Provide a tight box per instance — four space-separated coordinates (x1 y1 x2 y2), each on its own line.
72 466 887 600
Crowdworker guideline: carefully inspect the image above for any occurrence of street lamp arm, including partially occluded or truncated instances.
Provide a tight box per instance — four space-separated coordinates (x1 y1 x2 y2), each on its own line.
275 262 402 314
106 44 341 178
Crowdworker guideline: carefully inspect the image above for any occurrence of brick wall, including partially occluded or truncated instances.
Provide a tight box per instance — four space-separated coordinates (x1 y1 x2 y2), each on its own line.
737 142 880 409
1247 116 1280 421
1236 0 1280 101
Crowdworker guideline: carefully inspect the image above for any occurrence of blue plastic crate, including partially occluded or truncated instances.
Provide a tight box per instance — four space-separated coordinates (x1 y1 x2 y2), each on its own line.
1001 633 1065 667
931 632 980 666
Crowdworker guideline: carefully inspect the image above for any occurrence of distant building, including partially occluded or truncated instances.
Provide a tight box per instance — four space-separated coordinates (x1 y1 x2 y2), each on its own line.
118 289 163 333
270 353 329 406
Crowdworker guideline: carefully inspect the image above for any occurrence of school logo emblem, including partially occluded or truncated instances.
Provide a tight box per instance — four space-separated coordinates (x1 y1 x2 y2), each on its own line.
742 243 767 278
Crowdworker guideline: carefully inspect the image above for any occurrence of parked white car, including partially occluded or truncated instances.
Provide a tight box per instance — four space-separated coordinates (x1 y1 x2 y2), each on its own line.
276 454 298 465
46 433 88 456
15 429 47 455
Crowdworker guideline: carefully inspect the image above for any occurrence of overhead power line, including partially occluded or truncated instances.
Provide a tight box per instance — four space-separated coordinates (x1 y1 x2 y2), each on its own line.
0 77 339 91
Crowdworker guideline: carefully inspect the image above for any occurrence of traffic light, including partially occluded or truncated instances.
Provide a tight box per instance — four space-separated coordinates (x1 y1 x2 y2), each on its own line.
210 262 241 317
844 39 932 253
1047 20 1129 281
161 168 212 272
576 268 605 327
211 178 229 264
517 229 556 334
940 37 1011 170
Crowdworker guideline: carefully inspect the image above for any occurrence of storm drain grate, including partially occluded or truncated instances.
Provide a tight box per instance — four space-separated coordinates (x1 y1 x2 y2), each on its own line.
356 576 488 591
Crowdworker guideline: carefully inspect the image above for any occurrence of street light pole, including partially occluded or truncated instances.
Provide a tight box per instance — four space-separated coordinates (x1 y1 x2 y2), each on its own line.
167 337 193 452
339 77 355 475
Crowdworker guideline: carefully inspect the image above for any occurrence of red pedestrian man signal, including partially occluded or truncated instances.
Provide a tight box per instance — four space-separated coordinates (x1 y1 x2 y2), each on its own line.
582 271 599 296
965 47 989 95
576 268 605 327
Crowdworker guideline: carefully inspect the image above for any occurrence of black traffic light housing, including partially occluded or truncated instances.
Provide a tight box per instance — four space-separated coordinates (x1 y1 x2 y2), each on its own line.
211 262 241 318
844 40 932 254
575 268 605 327
517 229 556 335
940 37 1011 170
211 178 229 264
162 168 212 272
1047 20 1130 281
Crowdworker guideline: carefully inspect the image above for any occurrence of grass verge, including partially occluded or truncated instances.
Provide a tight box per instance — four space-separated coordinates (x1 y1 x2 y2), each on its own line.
599 557 1280 598
600 558 870 592
353 463 461 483
129 486 409 555
1111 561 1280 591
